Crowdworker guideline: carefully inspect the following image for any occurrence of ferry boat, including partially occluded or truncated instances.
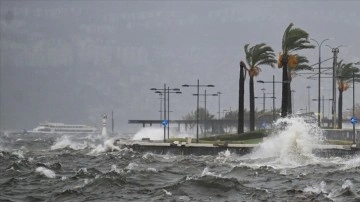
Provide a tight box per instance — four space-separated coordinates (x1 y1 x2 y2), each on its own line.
29 122 97 134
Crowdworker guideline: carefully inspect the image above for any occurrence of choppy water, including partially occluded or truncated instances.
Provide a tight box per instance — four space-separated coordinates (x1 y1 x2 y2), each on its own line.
1 117 360 202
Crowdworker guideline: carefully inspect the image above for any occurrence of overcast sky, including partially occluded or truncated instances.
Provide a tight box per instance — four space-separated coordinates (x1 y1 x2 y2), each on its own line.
1 0 359 132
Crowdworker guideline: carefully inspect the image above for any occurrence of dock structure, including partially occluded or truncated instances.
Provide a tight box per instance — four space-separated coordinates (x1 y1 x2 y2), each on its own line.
114 140 360 157
115 140 255 156
128 119 248 134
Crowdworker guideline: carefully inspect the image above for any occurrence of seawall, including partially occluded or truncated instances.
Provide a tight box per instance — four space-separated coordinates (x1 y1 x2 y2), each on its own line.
115 140 360 157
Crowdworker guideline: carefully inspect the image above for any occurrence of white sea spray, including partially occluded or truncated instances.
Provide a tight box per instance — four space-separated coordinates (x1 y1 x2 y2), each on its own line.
36 167 56 178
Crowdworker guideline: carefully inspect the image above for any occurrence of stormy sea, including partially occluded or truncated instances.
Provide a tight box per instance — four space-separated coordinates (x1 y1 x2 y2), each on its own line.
1 117 360 202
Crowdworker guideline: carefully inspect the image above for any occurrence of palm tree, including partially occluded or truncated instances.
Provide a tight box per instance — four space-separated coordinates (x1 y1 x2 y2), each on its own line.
278 23 314 117
244 43 276 131
238 61 246 134
336 60 360 129
287 55 311 114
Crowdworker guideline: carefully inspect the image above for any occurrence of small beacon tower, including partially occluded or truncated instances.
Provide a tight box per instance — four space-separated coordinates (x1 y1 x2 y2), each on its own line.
101 114 107 136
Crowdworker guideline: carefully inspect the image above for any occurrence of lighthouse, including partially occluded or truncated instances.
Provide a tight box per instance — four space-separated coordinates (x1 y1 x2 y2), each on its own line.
101 114 107 136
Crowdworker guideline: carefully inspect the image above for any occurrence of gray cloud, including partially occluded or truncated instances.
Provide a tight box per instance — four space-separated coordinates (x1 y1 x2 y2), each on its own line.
1 1 359 132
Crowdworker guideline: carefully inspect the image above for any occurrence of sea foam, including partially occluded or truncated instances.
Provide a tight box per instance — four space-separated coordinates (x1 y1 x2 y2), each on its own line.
36 167 56 178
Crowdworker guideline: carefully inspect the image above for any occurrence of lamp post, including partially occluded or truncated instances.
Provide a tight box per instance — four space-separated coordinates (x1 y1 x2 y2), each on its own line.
182 80 215 143
155 88 181 139
352 71 356 144
311 38 329 127
257 75 288 121
192 90 218 137
151 85 181 142
157 92 163 126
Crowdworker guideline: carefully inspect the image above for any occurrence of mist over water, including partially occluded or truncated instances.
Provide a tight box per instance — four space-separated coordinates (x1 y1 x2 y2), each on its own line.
1 117 360 201
132 126 194 141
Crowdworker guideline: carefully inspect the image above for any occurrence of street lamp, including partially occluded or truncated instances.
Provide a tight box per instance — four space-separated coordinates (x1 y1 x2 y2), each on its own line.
257 75 288 121
311 38 329 122
310 38 329 127
156 89 181 139
151 85 181 142
156 92 163 126
352 70 356 145
182 80 215 143
192 90 218 137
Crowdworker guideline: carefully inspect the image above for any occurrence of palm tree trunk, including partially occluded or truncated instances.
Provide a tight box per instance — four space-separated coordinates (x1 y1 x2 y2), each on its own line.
249 76 255 131
238 62 245 134
338 90 343 129
288 83 292 114
281 56 289 117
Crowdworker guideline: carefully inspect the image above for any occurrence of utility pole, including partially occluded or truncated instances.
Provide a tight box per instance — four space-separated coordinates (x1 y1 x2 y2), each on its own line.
353 71 356 145
331 48 339 128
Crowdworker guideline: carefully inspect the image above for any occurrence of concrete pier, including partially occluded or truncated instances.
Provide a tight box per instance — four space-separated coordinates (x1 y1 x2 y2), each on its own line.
114 140 360 157
115 140 254 156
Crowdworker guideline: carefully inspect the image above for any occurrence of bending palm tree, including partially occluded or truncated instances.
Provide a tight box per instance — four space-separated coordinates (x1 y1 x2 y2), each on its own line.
244 43 276 131
287 55 312 114
336 60 360 129
238 61 246 134
278 23 314 117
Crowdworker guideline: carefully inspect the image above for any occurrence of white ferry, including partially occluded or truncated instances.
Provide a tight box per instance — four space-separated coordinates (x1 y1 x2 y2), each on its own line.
29 122 97 134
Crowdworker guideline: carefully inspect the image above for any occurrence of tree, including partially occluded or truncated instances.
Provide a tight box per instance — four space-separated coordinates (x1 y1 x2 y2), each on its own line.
224 110 238 133
336 60 360 128
238 61 246 134
244 43 276 131
182 108 215 135
287 55 312 114
278 23 314 117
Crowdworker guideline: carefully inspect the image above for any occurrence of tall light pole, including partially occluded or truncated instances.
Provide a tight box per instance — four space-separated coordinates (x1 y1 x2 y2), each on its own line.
156 92 163 126
151 84 166 142
193 90 218 137
182 80 214 143
166 87 181 139
151 85 181 142
307 86 311 113
352 71 356 144
310 38 329 127
155 88 181 139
